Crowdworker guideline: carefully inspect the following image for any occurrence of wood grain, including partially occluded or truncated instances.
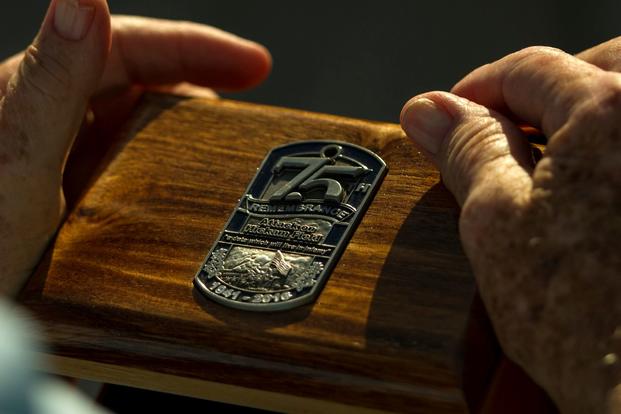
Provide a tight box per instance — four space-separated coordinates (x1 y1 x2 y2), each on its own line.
19 95 477 413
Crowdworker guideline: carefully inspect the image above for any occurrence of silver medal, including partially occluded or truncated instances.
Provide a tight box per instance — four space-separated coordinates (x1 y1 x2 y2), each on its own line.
194 141 387 311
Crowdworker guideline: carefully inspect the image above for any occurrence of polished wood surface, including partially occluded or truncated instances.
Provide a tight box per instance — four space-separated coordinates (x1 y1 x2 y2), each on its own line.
19 95 477 413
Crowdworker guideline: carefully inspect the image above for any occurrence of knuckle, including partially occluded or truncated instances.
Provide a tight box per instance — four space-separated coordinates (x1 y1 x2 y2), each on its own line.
511 45 566 64
19 44 72 102
586 73 621 114
448 114 531 241
505 47 568 83
558 72 621 138
440 116 509 199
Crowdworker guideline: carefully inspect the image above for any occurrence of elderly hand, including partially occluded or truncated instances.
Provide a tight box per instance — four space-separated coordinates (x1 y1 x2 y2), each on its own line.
401 40 621 413
0 0 271 296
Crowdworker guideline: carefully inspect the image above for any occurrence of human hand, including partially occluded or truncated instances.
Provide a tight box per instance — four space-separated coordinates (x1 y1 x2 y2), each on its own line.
400 41 621 413
0 0 271 296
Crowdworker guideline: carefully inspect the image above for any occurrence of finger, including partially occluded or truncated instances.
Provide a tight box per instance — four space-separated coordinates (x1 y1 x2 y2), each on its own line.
98 15 272 95
0 0 111 294
576 36 621 72
400 91 533 207
451 46 618 137
148 82 218 98
1 0 111 169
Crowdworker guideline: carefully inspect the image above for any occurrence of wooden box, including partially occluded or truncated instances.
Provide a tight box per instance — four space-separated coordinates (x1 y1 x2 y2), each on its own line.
19 95 484 413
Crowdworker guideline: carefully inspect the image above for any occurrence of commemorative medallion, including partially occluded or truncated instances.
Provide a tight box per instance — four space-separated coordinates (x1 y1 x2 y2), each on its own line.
194 141 387 311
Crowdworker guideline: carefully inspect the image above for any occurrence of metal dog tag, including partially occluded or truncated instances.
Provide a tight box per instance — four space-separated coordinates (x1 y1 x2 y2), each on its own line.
194 141 387 311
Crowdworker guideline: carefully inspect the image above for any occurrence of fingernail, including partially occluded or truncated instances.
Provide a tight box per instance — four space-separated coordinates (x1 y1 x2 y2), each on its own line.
401 98 453 154
54 0 95 41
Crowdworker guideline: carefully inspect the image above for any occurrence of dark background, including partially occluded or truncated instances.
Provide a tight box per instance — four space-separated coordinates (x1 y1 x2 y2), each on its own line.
1 1 619 122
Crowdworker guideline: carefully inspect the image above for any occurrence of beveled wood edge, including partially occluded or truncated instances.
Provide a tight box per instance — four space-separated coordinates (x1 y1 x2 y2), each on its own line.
41 354 394 414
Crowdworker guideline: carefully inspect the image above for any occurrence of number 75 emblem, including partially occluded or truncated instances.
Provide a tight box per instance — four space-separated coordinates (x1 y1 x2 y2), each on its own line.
194 141 387 311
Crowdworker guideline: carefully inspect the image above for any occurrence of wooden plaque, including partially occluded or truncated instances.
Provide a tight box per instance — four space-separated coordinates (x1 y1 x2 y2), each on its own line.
19 95 479 413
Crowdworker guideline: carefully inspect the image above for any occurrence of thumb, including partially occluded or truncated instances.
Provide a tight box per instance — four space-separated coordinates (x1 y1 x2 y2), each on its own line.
400 91 537 262
400 91 534 208
1 0 111 170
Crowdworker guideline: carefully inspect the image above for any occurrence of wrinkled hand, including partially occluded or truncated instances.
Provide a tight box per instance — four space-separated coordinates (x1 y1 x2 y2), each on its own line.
401 40 621 413
0 0 271 295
